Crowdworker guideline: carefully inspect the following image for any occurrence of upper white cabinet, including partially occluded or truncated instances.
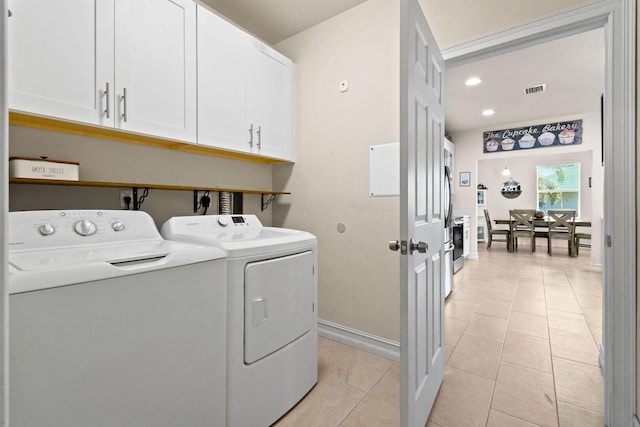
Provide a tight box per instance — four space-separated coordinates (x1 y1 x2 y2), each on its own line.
197 6 294 161
8 0 197 143
115 0 196 142
8 0 115 127
9 1 292 161
197 8 248 152
245 41 294 160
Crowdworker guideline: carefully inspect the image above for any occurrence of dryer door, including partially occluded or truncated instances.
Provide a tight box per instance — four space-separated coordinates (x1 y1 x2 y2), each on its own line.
244 251 314 364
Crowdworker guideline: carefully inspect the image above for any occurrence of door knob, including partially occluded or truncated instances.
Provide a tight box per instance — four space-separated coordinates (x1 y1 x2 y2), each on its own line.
389 240 400 251
410 239 428 254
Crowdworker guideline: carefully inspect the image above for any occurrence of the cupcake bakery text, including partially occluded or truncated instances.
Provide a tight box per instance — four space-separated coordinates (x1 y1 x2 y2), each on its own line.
483 119 582 153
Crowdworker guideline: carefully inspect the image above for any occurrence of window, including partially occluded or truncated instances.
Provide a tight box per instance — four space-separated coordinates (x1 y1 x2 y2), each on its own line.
536 163 580 215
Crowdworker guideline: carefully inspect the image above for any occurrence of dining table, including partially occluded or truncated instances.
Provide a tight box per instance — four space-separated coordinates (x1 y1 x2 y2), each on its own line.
493 217 591 254
494 218 592 228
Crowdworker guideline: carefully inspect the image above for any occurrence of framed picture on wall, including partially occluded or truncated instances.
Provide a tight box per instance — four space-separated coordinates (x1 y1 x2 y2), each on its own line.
460 172 470 187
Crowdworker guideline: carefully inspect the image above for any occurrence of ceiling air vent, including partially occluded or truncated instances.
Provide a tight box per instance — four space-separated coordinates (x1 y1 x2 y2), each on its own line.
523 84 546 95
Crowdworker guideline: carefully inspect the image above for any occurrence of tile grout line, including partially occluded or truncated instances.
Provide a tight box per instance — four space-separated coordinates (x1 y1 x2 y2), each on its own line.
565 262 602 351
483 272 516 427
335 362 395 427
542 263 562 427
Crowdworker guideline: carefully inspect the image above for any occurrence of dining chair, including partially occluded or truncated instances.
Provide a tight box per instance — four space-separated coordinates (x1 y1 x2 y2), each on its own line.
547 209 577 256
484 209 511 250
509 209 536 253
533 212 550 248
575 232 591 255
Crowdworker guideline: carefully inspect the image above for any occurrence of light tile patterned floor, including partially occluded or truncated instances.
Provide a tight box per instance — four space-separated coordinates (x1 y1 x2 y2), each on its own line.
273 241 603 426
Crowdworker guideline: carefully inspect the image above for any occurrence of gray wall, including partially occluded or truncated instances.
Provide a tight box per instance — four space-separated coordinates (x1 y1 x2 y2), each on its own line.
274 0 401 341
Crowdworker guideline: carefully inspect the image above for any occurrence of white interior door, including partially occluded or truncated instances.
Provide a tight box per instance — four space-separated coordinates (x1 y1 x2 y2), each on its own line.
399 0 445 425
1 1 7 425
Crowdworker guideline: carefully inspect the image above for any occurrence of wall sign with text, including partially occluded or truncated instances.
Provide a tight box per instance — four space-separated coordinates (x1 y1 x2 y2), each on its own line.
483 119 583 153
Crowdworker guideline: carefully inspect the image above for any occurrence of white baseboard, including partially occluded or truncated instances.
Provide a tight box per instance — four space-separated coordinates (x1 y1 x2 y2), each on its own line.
466 252 479 260
318 320 400 362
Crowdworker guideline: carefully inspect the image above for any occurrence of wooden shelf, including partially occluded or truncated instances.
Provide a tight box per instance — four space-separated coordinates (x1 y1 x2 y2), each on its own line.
9 177 290 196
9 112 291 211
9 111 290 165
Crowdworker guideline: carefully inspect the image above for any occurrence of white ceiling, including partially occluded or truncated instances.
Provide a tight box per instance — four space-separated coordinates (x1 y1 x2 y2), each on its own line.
445 28 605 133
197 1 605 134
198 0 368 44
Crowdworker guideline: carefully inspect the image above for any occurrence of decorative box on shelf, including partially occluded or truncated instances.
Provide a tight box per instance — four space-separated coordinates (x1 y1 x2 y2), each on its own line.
9 156 79 181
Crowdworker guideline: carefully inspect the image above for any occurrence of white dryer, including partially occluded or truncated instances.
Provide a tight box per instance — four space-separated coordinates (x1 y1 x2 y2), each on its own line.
8 210 227 427
161 214 318 427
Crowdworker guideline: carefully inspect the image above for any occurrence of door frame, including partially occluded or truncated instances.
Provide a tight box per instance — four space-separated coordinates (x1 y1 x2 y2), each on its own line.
441 0 636 425
1 0 8 424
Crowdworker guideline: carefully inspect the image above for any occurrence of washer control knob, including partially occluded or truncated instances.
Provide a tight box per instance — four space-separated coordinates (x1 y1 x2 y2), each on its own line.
74 219 97 236
39 223 56 236
217 216 229 227
112 222 125 232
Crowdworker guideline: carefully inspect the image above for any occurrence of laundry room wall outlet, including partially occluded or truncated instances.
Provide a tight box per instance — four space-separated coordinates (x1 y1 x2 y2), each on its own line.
120 190 133 209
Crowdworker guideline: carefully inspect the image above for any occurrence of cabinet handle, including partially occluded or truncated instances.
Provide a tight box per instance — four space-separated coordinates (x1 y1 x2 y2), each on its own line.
104 82 110 119
8 9 12 17
257 126 261 149
248 124 253 147
121 87 127 122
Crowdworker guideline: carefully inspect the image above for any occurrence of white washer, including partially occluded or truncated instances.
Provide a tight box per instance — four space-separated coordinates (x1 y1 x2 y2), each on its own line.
8 210 227 427
161 214 318 427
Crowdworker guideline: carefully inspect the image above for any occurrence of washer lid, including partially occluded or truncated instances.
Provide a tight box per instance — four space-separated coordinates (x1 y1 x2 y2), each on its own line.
8 239 226 294
9 239 225 271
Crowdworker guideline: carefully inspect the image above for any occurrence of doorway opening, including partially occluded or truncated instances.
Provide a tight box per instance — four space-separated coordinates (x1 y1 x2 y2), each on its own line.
440 1 636 425
442 29 605 423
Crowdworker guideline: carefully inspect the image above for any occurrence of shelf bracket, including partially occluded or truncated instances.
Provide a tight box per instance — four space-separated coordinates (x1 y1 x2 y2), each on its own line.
261 193 277 211
132 187 150 211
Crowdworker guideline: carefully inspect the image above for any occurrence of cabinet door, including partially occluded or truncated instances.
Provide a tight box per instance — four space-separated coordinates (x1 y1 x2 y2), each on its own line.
115 0 196 142
197 7 248 152
8 0 114 127
246 42 294 161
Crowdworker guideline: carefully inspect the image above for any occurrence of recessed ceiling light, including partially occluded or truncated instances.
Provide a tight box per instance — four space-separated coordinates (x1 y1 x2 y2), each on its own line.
482 109 495 116
465 77 482 86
